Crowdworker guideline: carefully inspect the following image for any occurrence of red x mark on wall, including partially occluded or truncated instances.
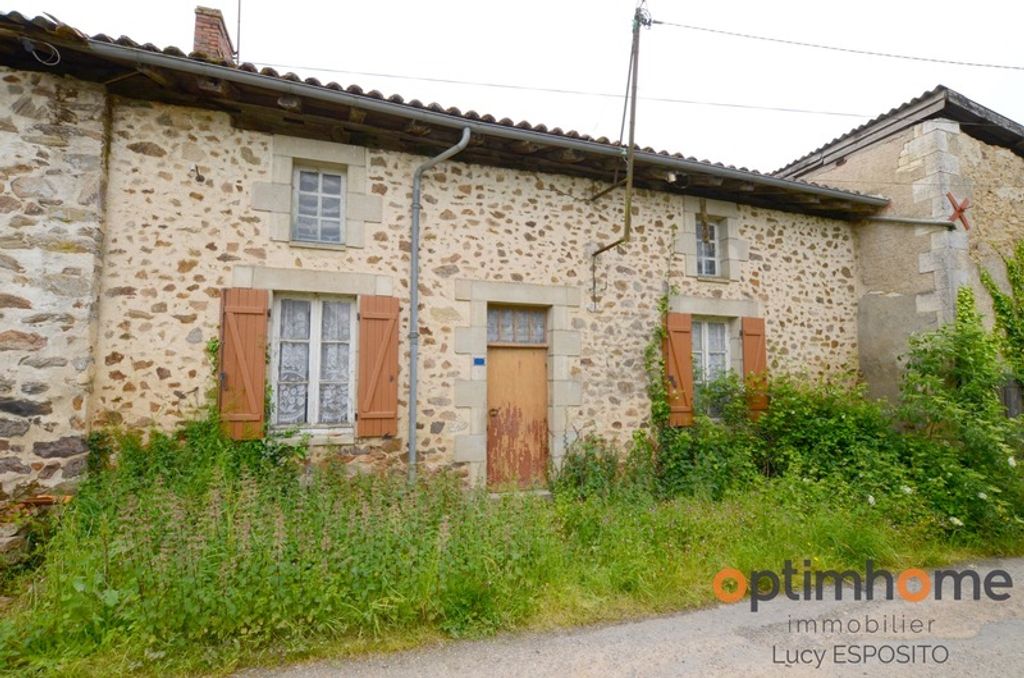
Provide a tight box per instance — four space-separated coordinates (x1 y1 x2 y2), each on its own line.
947 192 971 230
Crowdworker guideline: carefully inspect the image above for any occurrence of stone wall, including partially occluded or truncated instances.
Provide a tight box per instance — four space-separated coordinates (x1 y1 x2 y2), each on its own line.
798 120 973 400
959 133 1024 319
90 96 862 482
0 67 107 501
801 119 1024 398
7 68 1019 488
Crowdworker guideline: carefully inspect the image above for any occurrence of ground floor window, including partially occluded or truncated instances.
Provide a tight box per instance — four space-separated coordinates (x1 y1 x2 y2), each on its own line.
691 319 729 384
271 295 356 427
1002 378 1023 418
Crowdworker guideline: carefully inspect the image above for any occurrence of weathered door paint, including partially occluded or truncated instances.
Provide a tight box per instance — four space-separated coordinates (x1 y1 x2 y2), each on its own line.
486 346 548 488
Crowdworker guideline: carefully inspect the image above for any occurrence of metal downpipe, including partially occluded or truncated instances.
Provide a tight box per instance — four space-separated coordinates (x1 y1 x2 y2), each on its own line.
866 215 956 228
408 128 472 483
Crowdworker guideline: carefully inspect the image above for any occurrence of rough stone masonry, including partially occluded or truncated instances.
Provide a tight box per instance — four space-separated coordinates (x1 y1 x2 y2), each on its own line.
0 67 106 502
0 64 869 497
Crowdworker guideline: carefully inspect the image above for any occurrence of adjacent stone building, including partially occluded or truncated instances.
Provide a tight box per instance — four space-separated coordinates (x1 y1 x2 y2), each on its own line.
777 87 1024 399
1 9 1022 501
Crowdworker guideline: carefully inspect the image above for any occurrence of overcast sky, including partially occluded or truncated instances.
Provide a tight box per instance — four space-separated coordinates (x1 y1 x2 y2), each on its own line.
15 0 1024 172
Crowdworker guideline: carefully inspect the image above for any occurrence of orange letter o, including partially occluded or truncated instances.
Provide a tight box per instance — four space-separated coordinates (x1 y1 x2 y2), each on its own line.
897 568 931 602
713 567 748 604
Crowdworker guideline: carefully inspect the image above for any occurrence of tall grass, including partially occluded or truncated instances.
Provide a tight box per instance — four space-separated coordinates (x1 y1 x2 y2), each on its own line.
2 418 1015 676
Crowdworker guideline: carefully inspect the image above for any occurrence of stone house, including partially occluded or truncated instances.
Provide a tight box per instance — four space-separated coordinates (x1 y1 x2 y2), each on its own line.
0 8 1021 501
775 88 1024 400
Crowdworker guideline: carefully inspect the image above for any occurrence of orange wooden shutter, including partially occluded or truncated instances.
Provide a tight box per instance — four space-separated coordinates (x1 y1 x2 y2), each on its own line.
218 288 269 440
357 295 400 437
663 312 694 427
742 316 769 418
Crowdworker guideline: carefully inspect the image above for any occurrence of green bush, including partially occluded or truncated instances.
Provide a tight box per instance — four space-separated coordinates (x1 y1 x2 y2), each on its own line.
548 434 621 500
638 288 1024 535
655 414 755 500
649 373 902 503
756 378 907 495
648 372 756 500
898 287 1024 534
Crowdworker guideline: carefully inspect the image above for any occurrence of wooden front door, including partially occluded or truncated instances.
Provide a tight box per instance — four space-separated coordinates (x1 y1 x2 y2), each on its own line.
485 306 549 488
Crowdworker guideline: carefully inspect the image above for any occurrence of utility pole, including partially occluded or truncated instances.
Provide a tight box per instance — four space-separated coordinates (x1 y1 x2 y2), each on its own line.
589 3 652 304
622 3 649 239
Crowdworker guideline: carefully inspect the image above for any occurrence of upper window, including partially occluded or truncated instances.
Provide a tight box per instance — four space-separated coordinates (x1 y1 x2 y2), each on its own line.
696 219 721 277
272 295 355 427
691 319 729 384
292 167 346 244
487 306 547 345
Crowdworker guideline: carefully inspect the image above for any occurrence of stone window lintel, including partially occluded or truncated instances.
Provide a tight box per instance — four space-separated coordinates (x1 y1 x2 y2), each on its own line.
232 265 393 297
669 293 762 377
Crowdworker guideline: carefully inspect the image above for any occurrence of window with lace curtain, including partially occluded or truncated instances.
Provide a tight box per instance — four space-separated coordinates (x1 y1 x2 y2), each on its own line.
691 319 729 384
271 295 355 427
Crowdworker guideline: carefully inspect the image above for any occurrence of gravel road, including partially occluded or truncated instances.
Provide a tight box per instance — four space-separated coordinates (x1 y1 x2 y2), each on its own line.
241 558 1024 677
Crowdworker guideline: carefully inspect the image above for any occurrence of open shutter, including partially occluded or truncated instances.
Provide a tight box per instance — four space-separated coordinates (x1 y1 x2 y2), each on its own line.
663 312 694 427
357 295 400 437
742 316 769 418
219 288 269 440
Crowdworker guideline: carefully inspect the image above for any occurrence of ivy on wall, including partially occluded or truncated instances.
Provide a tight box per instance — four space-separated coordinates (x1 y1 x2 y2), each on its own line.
981 240 1024 381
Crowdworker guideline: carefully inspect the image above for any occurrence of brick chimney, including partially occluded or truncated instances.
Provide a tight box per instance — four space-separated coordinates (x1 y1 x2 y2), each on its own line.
193 6 235 63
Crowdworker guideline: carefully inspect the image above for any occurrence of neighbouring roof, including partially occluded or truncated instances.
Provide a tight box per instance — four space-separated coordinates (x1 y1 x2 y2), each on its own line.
0 11 889 219
775 85 1024 179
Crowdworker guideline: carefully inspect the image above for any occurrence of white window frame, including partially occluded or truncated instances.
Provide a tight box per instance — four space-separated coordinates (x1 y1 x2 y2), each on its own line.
291 166 347 245
691 318 731 384
695 218 721 277
269 293 358 431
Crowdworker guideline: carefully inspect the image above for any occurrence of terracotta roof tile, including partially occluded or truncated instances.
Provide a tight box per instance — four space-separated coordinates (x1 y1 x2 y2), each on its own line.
774 86 948 176
0 10 886 206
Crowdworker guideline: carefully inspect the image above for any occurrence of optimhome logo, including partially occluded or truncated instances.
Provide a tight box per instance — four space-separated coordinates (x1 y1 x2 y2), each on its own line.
713 559 1013 611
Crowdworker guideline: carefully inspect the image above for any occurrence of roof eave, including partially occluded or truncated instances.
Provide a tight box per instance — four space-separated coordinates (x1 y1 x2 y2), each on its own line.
80 39 887 211
777 86 1024 179
775 89 951 179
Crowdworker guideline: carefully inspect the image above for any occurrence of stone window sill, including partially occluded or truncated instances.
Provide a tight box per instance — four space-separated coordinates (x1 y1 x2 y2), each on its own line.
272 426 355 446
696 276 731 285
288 240 350 252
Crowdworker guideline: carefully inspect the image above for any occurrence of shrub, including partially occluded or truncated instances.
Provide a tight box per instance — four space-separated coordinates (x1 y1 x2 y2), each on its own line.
634 288 1024 535
654 376 908 504
647 362 760 500
548 434 621 500
756 378 907 496
655 412 756 501
898 287 1024 533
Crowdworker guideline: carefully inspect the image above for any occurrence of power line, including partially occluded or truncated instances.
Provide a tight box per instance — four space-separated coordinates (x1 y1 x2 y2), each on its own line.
251 61 870 118
651 20 1024 72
